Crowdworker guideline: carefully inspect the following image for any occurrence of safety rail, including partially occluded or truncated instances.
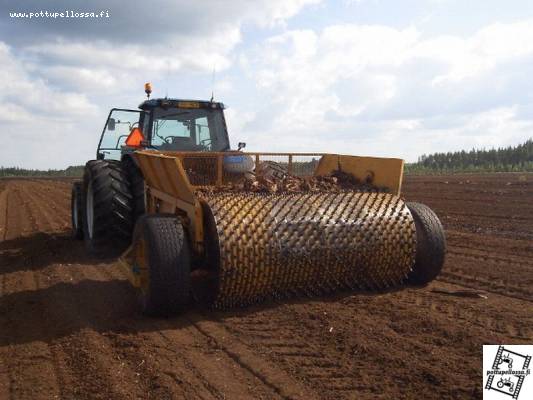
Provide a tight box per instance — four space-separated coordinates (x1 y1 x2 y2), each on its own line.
134 150 405 196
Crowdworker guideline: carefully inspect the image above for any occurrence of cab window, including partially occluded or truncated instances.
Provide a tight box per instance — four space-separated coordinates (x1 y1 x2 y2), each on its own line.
98 109 145 160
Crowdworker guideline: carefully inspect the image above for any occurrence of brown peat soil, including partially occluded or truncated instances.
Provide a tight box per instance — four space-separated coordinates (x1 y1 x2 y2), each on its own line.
0 174 531 399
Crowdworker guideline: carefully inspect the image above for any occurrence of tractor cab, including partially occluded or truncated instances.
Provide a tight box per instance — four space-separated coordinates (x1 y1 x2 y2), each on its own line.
96 98 231 161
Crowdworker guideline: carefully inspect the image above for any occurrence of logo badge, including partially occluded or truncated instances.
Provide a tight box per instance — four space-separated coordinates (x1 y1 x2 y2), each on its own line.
484 345 532 399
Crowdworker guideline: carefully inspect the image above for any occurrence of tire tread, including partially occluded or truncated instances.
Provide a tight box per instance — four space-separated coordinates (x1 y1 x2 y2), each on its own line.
136 215 190 316
82 160 135 256
406 202 446 284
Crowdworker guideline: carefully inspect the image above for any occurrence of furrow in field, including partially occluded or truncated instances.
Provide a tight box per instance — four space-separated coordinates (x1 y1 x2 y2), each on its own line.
439 271 533 303
0 182 62 400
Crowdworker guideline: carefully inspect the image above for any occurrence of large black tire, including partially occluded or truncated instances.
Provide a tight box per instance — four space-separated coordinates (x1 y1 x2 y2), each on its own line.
406 202 446 284
122 156 145 223
133 215 191 316
82 160 134 256
71 182 84 239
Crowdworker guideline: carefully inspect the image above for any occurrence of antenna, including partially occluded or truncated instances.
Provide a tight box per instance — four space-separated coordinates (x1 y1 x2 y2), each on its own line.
210 65 216 102
165 59 170 99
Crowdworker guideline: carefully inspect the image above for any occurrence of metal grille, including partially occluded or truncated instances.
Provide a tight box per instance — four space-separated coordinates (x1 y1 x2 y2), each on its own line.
202 191 417 308
181 156 218 186
291 155 320 177
180 153 323 187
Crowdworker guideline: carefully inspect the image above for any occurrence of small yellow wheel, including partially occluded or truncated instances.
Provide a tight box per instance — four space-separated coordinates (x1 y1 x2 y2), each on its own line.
132 214 191 316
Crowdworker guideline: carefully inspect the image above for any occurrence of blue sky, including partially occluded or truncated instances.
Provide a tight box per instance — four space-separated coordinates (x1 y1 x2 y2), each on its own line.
1 0 532 168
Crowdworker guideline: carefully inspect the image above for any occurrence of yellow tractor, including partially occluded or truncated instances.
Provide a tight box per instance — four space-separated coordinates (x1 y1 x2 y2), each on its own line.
71 86 445 315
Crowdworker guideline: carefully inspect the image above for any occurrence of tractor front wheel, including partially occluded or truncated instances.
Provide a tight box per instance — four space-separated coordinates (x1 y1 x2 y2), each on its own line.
132 215 191 316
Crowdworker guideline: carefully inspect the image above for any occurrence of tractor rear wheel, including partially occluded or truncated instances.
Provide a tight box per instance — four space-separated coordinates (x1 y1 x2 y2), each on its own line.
82 160 134 256
132 215 191 316
71 182 84 239
406 202 446 285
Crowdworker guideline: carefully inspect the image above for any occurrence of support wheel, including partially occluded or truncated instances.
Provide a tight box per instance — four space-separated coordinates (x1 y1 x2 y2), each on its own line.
133 215 191 316
83 160 134 256
406 202 446 284
71 182 84 239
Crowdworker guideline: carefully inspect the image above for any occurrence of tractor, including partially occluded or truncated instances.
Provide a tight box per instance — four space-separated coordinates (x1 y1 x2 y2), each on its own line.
71 84 446 315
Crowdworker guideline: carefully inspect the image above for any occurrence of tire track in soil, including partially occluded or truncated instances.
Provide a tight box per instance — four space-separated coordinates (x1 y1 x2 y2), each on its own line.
439 271 533 303
21 180 272 398
94 263 311 400
44 265 154 400
122 324 286 399
406 287 531 339
58 263 187 399
401 195 533 208
1 174 532 399
185 315 318 400
217 282 531 399
1 180 142 400
19 180 154 399
16 180 292 399
0 182 10 400
446 247 533 268
20 181 70 231
446 231 533 257
285 290 520 398
219 302 418 400
0 181 62 400
217 309 359 399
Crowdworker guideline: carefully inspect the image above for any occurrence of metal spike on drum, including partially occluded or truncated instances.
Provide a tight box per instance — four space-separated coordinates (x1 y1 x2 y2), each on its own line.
204 192 417 308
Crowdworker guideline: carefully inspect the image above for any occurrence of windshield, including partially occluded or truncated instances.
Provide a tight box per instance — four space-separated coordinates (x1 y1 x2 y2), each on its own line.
150 107 230 151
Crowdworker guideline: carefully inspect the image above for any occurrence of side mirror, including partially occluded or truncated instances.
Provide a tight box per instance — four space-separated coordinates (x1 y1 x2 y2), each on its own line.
107 118 116 131
237 142 246 151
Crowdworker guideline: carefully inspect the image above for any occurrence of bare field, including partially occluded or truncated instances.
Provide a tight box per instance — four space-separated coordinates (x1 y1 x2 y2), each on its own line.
0 174 532 399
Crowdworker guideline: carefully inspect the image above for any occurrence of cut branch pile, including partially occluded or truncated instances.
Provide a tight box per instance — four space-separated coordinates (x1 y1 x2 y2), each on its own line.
196 166 388 195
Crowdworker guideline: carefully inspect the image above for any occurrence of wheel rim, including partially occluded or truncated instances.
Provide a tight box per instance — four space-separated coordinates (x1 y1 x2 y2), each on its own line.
72 191 78 230
86 181 94 239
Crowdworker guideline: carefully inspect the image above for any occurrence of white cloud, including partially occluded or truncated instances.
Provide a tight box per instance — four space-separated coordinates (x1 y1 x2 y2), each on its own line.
237 19 533 160
0 43 97 120
0 0 321 168
1 1 532 168
3 0 322 44
0 42 100 169
406 21 533 87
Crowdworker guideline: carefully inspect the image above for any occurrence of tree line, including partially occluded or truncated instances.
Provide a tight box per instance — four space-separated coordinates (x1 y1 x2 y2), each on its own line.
406 138 533 174
1 138 532 177
0 165 84 177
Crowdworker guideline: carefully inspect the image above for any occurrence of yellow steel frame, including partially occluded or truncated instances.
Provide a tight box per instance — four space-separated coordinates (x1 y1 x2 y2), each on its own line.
316 154 404 195
149 150 404 194
134 151 204 252
119 149 405 288
134 149 405 235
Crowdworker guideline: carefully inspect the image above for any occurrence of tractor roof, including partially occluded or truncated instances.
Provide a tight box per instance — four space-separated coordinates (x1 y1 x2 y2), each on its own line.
139 98 225 111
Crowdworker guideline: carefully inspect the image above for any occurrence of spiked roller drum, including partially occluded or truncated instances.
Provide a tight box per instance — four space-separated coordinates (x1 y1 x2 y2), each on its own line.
200 191 417 308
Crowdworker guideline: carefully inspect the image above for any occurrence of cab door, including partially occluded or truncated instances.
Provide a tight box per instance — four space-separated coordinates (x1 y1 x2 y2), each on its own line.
96 109 148 160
